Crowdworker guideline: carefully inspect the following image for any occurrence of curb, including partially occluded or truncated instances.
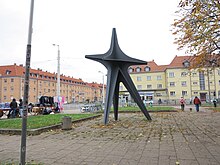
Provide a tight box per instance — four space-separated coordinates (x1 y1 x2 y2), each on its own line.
0 114 102 136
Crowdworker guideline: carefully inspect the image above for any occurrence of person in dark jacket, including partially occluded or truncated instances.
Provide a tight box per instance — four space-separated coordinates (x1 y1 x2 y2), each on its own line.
193 96 201 112
9 98 18 118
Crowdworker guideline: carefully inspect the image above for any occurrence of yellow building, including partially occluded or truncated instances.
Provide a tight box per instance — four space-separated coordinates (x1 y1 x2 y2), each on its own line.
0 63 105 104
119 55 220 104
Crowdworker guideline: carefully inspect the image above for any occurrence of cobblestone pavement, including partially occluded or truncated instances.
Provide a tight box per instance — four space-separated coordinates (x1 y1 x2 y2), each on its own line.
0 108 220 165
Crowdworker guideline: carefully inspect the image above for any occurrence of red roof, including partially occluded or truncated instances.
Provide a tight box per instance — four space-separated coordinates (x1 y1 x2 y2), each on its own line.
0 63 100 87
130 55 195 73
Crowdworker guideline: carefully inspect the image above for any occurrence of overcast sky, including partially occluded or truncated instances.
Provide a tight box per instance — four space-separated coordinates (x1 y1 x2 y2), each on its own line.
0 0 184 83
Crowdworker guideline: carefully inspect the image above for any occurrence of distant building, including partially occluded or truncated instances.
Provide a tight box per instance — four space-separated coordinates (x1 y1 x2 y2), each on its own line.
0 63 105 103
119 55 220 104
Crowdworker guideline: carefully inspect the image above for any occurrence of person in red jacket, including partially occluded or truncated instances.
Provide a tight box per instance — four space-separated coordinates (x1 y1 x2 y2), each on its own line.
193 96 201 112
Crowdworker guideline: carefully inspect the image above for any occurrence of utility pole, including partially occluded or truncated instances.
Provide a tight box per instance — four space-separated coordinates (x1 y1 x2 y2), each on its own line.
20 0 34 164
98 71 105 105
53 44 60 109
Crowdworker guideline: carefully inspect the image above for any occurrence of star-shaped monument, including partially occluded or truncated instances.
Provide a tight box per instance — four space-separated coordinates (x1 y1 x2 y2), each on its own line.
85 28 152 124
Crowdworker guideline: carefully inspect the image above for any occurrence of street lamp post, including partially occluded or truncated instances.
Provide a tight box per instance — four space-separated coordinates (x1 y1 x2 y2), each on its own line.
98 71 105 105
20 0 34 164
53 44 61 109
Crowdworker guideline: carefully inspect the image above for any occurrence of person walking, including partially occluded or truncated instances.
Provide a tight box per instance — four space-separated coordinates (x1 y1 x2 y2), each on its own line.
19 99 23 117
193 96 201 112
179 97 186 111
9 98 18 118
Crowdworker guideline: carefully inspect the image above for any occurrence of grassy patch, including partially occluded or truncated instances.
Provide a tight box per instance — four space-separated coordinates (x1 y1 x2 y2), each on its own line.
207 107 220 112
116 106 175 111
201 103 216 107
0 114 97 129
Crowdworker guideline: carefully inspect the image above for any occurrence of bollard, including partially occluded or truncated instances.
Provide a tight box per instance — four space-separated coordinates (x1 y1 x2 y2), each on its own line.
62 116 72 130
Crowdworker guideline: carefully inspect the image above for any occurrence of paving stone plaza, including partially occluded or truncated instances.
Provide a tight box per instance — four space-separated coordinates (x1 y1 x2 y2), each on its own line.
0 107 220 165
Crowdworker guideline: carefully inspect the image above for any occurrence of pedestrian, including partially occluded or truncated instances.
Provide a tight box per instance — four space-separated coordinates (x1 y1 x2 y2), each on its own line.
8 98 18 118
193 96 201 112
158 98 162 105
179 97 186 111
213 98 217 107
19 99 23 117
189 98 192 104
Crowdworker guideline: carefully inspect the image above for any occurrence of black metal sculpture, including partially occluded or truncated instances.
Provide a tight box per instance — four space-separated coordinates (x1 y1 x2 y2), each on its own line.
85 28 152 124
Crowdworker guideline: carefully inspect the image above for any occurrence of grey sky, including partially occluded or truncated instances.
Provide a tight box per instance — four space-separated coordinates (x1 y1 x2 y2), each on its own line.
0 0 183 83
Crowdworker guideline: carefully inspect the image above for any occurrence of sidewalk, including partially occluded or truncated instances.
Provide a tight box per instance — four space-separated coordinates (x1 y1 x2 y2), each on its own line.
0 107 219 165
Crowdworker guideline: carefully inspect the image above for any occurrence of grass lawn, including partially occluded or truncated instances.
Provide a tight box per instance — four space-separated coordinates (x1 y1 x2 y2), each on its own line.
113 106 175 111
201 103 217 107
0 113 97 129
207 107 220 112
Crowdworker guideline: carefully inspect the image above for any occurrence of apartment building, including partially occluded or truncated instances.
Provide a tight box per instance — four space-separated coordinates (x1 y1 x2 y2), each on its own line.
0 63 105 104
119 55 220 104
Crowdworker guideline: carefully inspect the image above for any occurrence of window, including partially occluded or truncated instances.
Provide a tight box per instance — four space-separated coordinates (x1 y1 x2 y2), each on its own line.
218 70 220 75
170 82 175 87
11 78 14 82
181 81 187 86
145 66 150 72
147 85 152 89
182 91 187 96
181 72 187 77
146 76 151 81
169 72 174 78
10 87 14 92
170 91 175 96
194 92 198 95
156 93 162 97
119 85 123 91
192 72 197 76
4 87 7 92
193 82 198 85
157 75 162 80
199 71 205 90
128 67 133 72
157 84 162 89
137 85 142 90
137 76 142 81
4 79 7 83
5 70 11 75
136 67 141 72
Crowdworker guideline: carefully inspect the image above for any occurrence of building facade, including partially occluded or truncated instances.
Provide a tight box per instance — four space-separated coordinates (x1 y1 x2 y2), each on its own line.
119 55 220 104
0 64 105 104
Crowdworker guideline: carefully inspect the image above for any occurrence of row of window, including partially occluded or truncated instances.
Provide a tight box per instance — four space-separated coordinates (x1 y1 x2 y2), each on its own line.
135 70 220 81
136 75 162 81
4 69 85 85
169 91 188 96
129 66 220 75
122 79 220 91
129 66 151 73
169 91 210 97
